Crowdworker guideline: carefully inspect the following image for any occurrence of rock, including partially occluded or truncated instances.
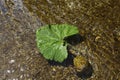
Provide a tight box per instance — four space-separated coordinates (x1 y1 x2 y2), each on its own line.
73 56 88 71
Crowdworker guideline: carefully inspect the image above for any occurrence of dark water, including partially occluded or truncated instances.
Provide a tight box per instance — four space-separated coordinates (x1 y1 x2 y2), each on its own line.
0 0 120 80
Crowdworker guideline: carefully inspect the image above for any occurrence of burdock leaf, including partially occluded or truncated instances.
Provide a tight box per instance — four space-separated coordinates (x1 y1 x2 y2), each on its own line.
36 24 79 62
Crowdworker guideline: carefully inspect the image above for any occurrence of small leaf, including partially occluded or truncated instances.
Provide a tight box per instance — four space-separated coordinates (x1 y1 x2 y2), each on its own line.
36 24 79 62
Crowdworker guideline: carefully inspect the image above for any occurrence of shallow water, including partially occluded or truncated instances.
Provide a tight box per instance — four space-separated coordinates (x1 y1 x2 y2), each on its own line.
1 0 120 80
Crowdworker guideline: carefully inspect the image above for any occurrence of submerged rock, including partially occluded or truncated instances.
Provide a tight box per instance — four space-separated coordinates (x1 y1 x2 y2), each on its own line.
73 56 88 71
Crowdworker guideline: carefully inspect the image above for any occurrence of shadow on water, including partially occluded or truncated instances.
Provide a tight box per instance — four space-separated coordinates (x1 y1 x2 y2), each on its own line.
64 33 85 46
48 54 93 79
48 53 75 67
48 33 93 79
48 33 84 66
76 63 93 80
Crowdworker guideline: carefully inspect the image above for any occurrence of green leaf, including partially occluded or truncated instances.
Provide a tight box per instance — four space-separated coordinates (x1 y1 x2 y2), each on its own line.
36 24 79 62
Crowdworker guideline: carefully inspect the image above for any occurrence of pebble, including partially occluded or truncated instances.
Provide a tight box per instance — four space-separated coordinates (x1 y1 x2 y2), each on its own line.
7 70 11 73
9 59 15 64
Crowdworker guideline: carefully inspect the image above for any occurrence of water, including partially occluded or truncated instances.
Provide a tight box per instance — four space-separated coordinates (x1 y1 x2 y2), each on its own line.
1 0 120 80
